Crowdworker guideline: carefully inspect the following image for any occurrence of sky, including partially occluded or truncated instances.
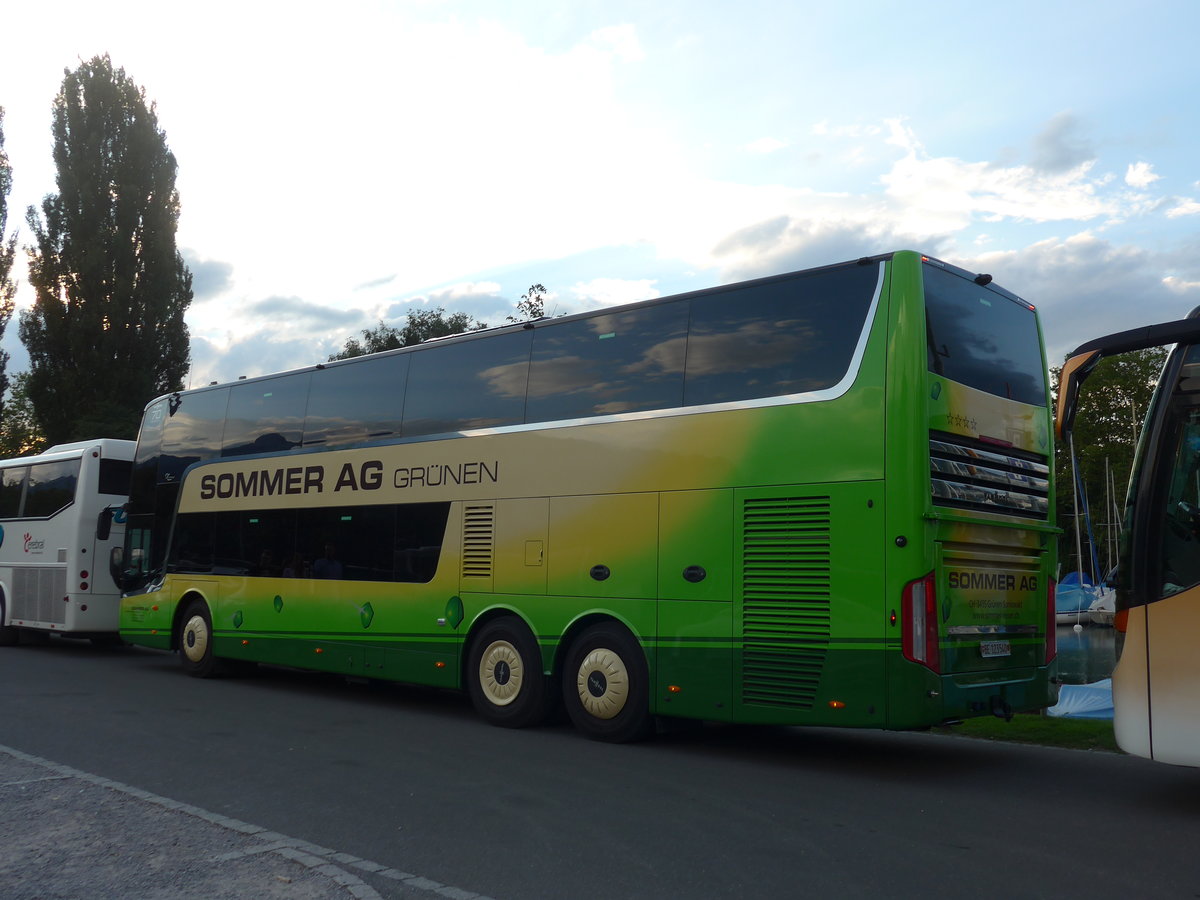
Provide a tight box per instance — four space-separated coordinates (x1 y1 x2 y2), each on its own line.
2 0 1199 389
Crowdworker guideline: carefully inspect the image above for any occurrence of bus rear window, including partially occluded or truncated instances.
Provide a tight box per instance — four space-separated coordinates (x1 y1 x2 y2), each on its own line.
99 458 133 496
924 264 1046 406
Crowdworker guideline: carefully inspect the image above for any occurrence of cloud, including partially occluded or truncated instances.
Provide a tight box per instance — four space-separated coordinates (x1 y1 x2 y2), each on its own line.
385 282 511 326
186 330 334 388
1167 199 1200 218
746 137 786 154
964 234 1200 363
183 252 235 302
1125 162 1160 189
568 278 660 309
695 116 1172 288
880 120 1112 233
712 217 946 284
587 25 645 63
1030 112 1095 174
244 296 363 328
355 273 397 291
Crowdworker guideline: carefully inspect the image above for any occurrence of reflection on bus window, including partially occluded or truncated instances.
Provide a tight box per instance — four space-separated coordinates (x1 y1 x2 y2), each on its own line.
527 303 687 422
24 459 81 518
1159 406 1200 597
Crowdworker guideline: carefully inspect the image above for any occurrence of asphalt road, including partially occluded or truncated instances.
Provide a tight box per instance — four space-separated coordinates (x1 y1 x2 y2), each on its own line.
2 637 1199 899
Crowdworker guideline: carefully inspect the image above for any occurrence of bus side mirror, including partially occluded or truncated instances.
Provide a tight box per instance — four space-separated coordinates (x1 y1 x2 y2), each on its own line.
97 507 114 542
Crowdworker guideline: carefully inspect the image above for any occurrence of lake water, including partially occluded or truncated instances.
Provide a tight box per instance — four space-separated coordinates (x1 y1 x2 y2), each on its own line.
1055 624 1119 684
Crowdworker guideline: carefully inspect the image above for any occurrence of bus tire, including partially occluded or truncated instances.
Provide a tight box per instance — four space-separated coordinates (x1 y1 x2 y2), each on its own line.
467 617 550 729
563 623 652 743
0 595 17 647
179 599 221 678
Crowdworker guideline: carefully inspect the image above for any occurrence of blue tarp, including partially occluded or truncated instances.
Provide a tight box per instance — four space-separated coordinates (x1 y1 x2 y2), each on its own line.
1047 679 1114 719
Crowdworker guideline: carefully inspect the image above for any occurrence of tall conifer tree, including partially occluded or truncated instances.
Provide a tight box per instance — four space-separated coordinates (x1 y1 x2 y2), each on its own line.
0 108 17 426
23 55 192 443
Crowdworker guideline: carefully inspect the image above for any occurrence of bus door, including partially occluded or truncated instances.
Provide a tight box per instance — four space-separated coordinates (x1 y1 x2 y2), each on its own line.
1138 396 1200 763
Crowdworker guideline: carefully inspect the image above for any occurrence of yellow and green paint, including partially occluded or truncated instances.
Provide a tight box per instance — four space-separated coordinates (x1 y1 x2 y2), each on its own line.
121 252 1057 730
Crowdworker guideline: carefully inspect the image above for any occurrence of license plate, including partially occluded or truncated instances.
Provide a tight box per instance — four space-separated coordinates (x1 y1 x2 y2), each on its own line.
980 640 1011 659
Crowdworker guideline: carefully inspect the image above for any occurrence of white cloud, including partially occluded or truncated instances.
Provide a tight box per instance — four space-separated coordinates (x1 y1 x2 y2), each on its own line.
746 137 786 154
812 121 883 139
1167 199 1200 218
880 120 1113 234
1125 161 1160 188
965 233 1200 361
569 278 660 309
587 25 645 62
1164 275 1200 293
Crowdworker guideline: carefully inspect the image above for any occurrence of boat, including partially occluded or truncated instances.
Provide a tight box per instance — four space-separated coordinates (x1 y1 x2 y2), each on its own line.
1056 571 1098 626
1088 586 1116 627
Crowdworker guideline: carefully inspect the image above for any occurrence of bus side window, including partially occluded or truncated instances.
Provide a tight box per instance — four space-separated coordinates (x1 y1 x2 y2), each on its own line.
1159 408 1200 596
169 512 217 575
402 331 531 436
0 466 27 517
24 459 80 518
526 303 687 423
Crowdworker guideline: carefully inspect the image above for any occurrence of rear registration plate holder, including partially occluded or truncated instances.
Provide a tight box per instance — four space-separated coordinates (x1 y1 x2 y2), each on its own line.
980 640 1012 659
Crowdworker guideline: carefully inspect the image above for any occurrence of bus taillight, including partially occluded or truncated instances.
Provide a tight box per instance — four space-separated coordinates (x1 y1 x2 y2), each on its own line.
1045 579 1057 664
902 573 939 673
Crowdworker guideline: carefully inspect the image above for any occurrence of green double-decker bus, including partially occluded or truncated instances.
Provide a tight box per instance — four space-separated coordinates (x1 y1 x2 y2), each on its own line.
115 250 1057 741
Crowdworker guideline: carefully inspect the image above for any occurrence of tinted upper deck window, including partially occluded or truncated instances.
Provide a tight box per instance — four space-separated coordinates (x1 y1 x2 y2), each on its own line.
924 264 1046 406
403 331 532 436
526 303 688 423
223 373 310 458
683 265 878 406
304 354 409 448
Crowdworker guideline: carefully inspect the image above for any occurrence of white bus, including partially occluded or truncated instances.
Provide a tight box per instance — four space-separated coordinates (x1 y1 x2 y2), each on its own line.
1057 313 1200 766
0 439 135 644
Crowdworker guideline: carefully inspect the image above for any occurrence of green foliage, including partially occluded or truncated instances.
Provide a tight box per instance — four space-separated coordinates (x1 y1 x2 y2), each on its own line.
506 283 548 323
1052 346 1168 577
330 307 487 360
0 373 46 457
21 55 193 444
0 108 17 424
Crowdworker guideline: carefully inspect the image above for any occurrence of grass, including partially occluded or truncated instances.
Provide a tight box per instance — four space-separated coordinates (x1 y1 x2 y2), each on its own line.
933 713 1120 753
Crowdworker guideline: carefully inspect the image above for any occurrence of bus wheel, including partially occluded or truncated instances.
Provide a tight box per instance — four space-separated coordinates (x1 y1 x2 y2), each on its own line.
563 623 652 743
0 596 17 647
467 617 549 729
179 600 220 678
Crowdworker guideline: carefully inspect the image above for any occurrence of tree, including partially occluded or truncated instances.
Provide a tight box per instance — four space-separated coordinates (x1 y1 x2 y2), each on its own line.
0 373 45 457
506 283 549 323
22 55 192 444
1052 346 1168 578
330 307 487 360
0 108 17 425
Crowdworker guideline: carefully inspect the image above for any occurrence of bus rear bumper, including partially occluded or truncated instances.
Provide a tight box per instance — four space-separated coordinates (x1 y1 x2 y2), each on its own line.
937 667 1059 722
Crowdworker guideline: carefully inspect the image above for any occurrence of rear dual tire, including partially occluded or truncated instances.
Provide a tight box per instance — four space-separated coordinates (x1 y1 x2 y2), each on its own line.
562 624 652 743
